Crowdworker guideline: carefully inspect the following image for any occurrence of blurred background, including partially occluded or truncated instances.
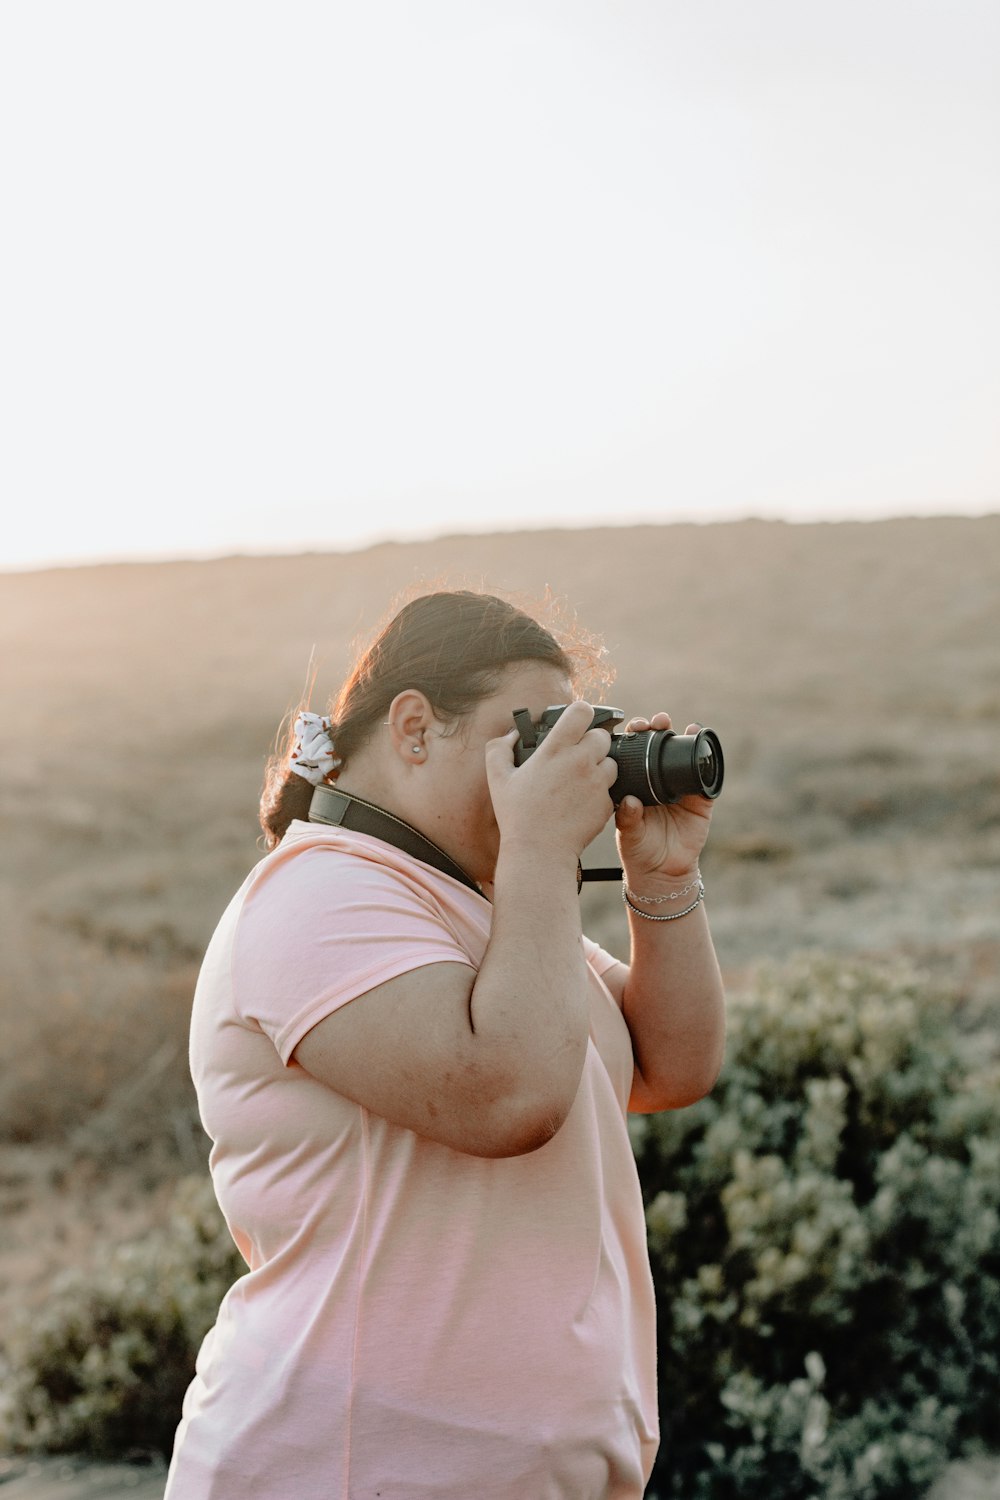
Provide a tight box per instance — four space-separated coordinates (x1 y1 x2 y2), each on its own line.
1 3 997 1494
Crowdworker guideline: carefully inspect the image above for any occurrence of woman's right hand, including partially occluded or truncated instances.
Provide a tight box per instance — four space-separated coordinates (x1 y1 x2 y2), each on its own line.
485 701 618 863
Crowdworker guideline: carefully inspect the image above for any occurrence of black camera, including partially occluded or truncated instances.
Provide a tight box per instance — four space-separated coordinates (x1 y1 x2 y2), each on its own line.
511 705 724 807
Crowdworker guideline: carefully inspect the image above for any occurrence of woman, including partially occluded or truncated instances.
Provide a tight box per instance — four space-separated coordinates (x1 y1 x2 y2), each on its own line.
165 589 725 1499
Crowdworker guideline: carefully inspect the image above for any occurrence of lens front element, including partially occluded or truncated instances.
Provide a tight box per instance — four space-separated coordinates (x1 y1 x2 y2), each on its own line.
647 727 725 805
693 729 724 798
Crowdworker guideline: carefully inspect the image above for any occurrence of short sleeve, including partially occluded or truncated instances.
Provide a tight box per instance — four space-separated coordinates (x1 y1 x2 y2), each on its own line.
582 934 623 979
233 847 477 1065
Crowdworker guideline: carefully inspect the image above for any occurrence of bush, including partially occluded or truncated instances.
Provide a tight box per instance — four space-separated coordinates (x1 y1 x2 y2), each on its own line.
632 953 1000 1499
3 955 997 1496
1 1175 242 1459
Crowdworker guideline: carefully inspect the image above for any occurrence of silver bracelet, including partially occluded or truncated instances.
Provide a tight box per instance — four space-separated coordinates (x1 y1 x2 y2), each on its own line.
623 881 705 921
623 871 702 904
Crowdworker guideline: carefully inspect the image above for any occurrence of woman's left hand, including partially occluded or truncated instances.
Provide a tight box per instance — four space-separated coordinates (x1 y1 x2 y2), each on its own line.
613 713 715 883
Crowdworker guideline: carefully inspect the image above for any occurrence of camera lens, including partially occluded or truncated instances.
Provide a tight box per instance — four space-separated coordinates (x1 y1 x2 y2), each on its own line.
610 727 725 806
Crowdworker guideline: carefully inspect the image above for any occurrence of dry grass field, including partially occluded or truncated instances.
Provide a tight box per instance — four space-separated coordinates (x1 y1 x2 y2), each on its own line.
0 515 998 1488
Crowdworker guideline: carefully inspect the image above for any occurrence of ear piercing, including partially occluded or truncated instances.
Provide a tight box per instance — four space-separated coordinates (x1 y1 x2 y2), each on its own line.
382 719 424 756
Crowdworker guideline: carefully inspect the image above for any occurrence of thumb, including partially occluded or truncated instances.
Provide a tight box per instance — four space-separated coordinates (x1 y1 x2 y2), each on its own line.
614 795 645 837
485 726 519 781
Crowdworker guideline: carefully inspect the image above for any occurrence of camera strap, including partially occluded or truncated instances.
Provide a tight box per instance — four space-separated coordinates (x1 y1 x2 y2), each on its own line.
308 784 483 896
308 784 624 895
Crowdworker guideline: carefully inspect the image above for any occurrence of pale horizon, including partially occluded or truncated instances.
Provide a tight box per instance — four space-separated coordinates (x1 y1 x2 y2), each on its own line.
6 505 1000 580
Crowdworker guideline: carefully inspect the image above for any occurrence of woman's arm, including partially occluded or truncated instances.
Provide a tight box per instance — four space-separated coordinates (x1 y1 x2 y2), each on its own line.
602 713 727 1113
600 893 725 1112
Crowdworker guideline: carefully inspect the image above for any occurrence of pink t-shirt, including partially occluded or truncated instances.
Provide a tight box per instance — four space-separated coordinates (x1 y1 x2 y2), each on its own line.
165 819 659 1499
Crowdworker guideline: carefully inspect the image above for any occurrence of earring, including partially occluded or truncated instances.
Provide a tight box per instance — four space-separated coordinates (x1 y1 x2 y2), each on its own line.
412 745 422 754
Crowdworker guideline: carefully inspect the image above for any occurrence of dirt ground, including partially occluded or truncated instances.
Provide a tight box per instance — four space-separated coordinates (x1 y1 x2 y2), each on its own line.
0 1453 998 1498
0 1455 165 1497
925 1460 1000 1500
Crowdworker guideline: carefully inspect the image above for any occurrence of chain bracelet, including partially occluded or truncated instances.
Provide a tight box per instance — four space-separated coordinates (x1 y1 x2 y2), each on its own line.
623 871 702 904
622 881 705 921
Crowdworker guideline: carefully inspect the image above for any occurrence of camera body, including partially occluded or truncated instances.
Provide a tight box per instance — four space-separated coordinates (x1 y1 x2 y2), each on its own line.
511 705 724 807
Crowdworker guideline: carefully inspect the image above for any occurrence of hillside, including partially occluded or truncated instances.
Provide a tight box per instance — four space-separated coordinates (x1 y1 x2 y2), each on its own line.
2 515 997 1004
0 513 997 1160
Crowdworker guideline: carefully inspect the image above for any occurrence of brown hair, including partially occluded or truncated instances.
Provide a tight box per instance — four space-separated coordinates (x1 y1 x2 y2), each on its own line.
259 588 609 849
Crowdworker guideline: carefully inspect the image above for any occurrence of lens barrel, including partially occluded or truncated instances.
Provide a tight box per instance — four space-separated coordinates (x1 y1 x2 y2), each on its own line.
609 727 724 806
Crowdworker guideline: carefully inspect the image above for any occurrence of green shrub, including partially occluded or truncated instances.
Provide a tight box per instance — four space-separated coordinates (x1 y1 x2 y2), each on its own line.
633 953 1000 1499
1 1175 242 1459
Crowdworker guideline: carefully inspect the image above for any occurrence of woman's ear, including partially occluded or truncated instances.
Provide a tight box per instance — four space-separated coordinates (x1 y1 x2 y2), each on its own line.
384 690 435 764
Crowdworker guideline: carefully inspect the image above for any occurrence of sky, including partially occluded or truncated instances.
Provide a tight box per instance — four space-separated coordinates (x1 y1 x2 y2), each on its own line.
1 0 998 572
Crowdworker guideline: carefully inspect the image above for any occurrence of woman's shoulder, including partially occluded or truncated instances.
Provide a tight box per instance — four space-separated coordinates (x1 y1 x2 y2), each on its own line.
237 826 489 958
249 823 445 903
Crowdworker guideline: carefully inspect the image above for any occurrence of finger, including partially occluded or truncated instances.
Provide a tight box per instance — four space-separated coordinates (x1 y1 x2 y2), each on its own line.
484 726 519 777
674 789 716 816
614 794 644 832
685 722 702 736
624 713 672 733
584 725 613 763
536 700 595 748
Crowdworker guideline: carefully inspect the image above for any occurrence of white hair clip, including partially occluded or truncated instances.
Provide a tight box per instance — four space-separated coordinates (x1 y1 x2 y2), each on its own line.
289 711 341 785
